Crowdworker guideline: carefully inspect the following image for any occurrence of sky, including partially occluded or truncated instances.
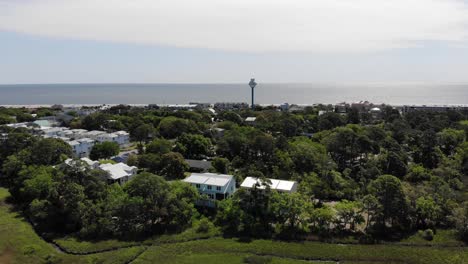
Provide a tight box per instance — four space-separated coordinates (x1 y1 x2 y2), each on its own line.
1 0 468 84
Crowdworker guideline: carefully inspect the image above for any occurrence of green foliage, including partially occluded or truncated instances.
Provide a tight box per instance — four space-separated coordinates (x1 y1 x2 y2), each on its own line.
158 116 196 139
211 157 230 174
146 138 173 154
159 152 189 180
368 175 408 233
90 141 120 160
175 133 212 159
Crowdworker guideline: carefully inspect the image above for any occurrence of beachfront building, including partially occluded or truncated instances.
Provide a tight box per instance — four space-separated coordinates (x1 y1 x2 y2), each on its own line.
99 162 138 185
68 138 95 158
183 173 237 207
402 105 468 114
240 177 298 193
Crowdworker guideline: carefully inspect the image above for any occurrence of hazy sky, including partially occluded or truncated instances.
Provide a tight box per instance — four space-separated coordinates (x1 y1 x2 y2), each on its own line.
1 0 468 84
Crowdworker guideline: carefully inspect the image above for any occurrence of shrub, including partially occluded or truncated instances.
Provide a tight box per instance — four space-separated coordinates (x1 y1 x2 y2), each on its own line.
196 218 211 233
422 229 434 241
243 255 272 264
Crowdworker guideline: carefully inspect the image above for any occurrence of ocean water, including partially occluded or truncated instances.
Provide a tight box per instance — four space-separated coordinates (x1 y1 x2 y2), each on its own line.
0 83 467 106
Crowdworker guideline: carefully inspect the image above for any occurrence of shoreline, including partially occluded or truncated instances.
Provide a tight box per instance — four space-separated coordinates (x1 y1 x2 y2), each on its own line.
1 103 468 109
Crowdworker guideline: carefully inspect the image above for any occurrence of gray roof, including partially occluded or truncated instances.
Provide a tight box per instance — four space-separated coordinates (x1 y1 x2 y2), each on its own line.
185 159 212 170
183 173 233 187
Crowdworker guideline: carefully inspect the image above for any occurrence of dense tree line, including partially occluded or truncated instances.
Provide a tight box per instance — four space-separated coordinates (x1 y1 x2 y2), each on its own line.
1 105 468 242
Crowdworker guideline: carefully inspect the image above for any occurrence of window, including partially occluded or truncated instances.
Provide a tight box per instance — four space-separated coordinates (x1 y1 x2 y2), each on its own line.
196 184 200 189
216 186 221 191
208 194 215 199
207 185 212 190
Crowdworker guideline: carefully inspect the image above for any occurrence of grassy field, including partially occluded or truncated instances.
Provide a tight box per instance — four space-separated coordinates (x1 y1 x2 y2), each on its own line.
135 238 467 264
54 220 221 254
1 187 467 264
398 229 464 247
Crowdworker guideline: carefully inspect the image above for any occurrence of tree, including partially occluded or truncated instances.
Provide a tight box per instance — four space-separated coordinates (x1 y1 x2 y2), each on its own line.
219 111 243 125
415 196 441 228
159 152 189 180
452 202 468 242
146 138 172 155
437 128 465 156
335 200 364 232
90 142 120 160
270 192 312 235
347 107 360 124
132 124 155 144
123 173 196 234
123 173 173 233
29 138 72 165
211 157 229 174
318 112 346 131
309 205 336 236
175 133 212 159
405 164 432 183
368 175 408 231
361 194 380 231
288 137 331 174
158 117 195 139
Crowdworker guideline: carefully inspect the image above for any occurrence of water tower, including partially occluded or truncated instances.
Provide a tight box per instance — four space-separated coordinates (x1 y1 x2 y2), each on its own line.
249 78 257 109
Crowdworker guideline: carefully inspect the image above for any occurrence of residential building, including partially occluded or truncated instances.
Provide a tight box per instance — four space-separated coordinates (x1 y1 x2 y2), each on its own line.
68 138 95 158
183 173 236 207
241 177 298 193
245 117 257 125
84 130 107 140
114 131 130 145
64 157 100 169
99 162 138 185
185 159 212 172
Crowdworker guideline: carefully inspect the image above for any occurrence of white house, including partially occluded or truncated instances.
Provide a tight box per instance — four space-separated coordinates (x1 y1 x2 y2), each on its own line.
68 138 95 158
97 133 118 144
64 157 100 169
114 131 130 145
241 177 298 193
84 130 107 140
69 129 89 139
245 117 257 124
41 127 67 137
99 162 138 185
183 173 236 207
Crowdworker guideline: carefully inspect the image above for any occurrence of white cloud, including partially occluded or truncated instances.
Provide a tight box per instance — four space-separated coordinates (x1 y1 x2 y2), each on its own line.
0 0 467 53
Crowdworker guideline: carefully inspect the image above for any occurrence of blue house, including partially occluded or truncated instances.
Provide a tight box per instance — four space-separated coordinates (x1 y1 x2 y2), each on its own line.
183 173 236 207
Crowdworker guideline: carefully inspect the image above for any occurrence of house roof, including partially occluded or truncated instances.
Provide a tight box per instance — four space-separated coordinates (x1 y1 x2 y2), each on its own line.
245 117 257 122
78 138 95 144
185 159 212 170
99 163 136 180
68 140 80 146
86 130 106 136
183 173 233 187
241 177 297 192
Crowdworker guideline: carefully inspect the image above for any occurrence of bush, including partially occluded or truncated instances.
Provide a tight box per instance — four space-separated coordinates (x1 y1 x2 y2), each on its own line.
243 255 272 264
422 229 434 241
196 218 212 233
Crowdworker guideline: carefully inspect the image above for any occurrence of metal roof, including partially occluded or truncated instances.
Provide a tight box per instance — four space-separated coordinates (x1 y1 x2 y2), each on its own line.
183 173 233 187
